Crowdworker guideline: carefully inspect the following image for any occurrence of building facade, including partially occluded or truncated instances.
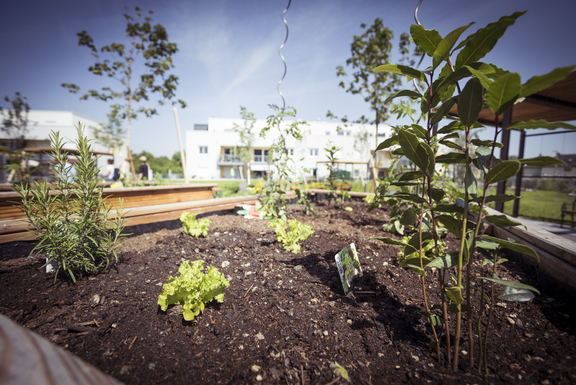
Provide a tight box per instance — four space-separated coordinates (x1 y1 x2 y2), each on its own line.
0 110 111 182
186 118 393 181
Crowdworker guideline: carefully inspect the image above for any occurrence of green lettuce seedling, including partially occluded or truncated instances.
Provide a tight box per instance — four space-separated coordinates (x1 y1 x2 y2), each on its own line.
158 260 230 321
269 218 314 254
180 212 211 237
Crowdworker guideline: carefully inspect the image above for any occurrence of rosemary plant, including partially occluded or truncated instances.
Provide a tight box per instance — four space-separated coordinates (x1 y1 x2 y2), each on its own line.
14 124 128 282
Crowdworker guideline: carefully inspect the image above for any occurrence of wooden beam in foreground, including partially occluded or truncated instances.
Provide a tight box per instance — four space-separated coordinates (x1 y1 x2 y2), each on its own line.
0 313 123 385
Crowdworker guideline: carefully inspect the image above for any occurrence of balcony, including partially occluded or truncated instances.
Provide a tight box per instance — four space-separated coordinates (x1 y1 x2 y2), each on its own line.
217 154 244 166
253 155 269 163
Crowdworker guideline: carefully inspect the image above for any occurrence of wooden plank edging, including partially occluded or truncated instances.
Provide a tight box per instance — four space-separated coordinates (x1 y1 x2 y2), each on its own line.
0 193 298 244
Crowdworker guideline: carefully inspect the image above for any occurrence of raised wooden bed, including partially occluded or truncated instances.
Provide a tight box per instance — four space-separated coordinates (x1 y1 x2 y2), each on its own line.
0 184 216 222
0 192 296 244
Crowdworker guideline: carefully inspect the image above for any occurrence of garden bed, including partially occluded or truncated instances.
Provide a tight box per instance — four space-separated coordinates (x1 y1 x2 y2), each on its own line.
1 200 575 384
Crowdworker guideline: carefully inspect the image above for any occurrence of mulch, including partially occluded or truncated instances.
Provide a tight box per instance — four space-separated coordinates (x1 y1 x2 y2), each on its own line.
1 200 575 384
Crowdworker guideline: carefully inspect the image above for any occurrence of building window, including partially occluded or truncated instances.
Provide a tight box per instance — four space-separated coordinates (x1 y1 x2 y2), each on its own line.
199 146 208 154
378 132 386 137
254 149 269 162
310 148 318 156
346 131 351 136
194 124 208 131
325 131 330 135
337 131 344 136
288 148 294 156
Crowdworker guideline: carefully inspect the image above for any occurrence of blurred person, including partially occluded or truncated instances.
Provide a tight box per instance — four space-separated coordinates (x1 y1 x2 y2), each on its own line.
138 156 149 182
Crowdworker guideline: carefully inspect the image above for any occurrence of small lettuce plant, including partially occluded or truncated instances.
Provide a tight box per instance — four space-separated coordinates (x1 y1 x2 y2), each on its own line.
158 260 230 321
269 218 315 254
180 212 211 237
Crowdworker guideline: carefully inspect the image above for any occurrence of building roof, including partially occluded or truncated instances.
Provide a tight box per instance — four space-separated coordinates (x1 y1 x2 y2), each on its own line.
23 147 113 156
447 71 576 126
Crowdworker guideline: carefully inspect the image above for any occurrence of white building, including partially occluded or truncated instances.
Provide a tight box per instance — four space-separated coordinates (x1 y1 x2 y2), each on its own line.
0 110 112 182
1 110 106 149
186 117 393 181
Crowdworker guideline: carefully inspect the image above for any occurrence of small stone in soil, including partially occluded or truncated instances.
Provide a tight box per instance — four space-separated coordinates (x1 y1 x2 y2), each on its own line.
251 365 261 372
256 332 265 340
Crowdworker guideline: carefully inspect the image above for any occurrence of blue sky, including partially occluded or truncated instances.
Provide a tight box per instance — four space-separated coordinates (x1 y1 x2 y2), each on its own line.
1 0 575 157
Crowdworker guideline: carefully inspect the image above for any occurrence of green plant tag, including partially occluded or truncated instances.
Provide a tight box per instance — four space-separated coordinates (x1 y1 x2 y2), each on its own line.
335 243 363 295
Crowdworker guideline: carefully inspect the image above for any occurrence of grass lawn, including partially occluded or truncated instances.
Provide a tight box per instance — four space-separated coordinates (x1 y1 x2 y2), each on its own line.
489 189 573 223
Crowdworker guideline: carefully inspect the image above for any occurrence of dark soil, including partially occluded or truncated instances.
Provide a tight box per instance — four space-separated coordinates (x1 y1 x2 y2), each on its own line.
1 200 575 384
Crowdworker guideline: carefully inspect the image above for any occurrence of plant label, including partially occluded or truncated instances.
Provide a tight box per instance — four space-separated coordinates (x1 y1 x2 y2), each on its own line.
335 243 363 295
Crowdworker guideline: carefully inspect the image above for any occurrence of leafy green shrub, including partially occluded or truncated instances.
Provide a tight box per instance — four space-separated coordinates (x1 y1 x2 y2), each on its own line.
14 125 127 282
372 10 573 371
180 212 211 237
158 260 230 321
324 141 340 203
258 105 315 218
269 218 315 254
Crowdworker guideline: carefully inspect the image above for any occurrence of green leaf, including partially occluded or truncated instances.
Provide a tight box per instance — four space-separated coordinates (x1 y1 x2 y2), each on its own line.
394 220 405 235
475 154 491 173
481 235 539 262
430 315 444 326
485 215 522 228
400 209 417 227
411 25 442 56
486 72 521 116
465 166 477 198
506 120 576 131
436 152 466 164
430 97 457 126
384 89 422 105
373 64 426 81
334 362 350 382
392 192 426 204
433 23 474 69
431 188 444 202
476 239 498 250
439 140 463 151
480 277 540 295
472 139 502 148
421 142 436 176
437 215 463 237
519 156 565 167
399 171 423 181
410 124 428 140
465 65 493 89
437 120 483 134
485 160 521 184
401 260 427 277
520 65 576 98
446 287 464 305
376 135 398 151
399 130 429 174
458 78 484 127
437 62 493 92
477 194 517 203
434 204 464 214
455 11 526 68
428 252 460 269
373 237 405 246
497 286 536 302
